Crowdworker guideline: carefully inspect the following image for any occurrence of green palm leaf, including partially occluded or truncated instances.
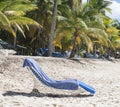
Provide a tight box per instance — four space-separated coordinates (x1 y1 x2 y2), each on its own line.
0 11 10 26
0 11 16 37
88 28 108 46
9 16 40 26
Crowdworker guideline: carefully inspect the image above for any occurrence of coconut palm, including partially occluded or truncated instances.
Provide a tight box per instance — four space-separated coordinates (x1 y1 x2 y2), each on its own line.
0 0 40 47
56 1 111 58
26 0 55 50
105 22 120 56
82 0 112 56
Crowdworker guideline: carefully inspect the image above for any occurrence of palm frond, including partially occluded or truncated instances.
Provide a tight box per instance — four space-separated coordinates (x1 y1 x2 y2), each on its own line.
9 16 40 27
15 23 25 38
0 11 16 37
4 10 25 16
0 0 37 13
88 28 108 46
3 26 16 37
0 11 10 26
80 33 93 52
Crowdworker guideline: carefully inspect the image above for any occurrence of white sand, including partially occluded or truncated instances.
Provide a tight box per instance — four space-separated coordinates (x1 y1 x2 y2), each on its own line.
0 55 120 107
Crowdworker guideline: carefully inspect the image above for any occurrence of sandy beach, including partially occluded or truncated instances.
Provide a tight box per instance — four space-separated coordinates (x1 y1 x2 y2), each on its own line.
0 55 120 107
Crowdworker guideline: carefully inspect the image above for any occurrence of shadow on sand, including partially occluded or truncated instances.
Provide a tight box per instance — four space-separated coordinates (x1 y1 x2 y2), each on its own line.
3 89 93 98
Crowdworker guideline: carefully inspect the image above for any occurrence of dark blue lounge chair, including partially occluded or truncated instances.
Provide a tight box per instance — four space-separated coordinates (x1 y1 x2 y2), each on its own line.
23 58 96 95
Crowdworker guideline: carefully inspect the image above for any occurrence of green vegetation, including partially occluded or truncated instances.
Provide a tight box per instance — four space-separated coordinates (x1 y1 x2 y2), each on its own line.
0 0 120 58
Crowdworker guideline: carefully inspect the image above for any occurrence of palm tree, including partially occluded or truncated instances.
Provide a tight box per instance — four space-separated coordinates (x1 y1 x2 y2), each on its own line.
83 0 112 56
49 0 82 55
56 1 110 58
0 0 40 47
105 20 120 57
27 0 55 50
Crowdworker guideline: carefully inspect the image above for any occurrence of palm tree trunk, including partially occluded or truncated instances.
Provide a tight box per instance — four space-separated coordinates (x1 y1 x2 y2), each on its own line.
13 37 16 48
69 32 77 58
68 0 73 9
13 28 17 48
68 0 82 9
48 0 58 56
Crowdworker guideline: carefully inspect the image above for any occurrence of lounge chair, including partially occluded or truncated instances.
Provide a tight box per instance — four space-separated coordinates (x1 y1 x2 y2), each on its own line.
23 58 95 95
37 48 48 56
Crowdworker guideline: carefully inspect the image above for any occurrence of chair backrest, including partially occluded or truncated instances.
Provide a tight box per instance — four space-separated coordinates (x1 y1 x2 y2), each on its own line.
28 66 52 87
23 58 55 87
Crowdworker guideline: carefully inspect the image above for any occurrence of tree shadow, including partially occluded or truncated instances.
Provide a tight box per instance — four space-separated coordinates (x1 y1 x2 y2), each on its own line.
3 90 93 98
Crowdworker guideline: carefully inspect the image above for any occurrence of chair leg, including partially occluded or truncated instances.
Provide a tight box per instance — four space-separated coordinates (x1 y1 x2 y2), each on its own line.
77 80 96 95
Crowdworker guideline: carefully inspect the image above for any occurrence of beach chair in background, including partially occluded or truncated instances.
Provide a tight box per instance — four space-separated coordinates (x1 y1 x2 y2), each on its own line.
37 48 65 57
37 48 48 56
23 58 96 95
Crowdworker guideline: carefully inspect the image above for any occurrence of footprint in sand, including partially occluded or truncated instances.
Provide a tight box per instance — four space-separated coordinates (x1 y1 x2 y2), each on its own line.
12 101 21 106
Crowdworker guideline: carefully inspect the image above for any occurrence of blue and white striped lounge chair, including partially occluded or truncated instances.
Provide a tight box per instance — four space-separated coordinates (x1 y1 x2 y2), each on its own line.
23 58 96 95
